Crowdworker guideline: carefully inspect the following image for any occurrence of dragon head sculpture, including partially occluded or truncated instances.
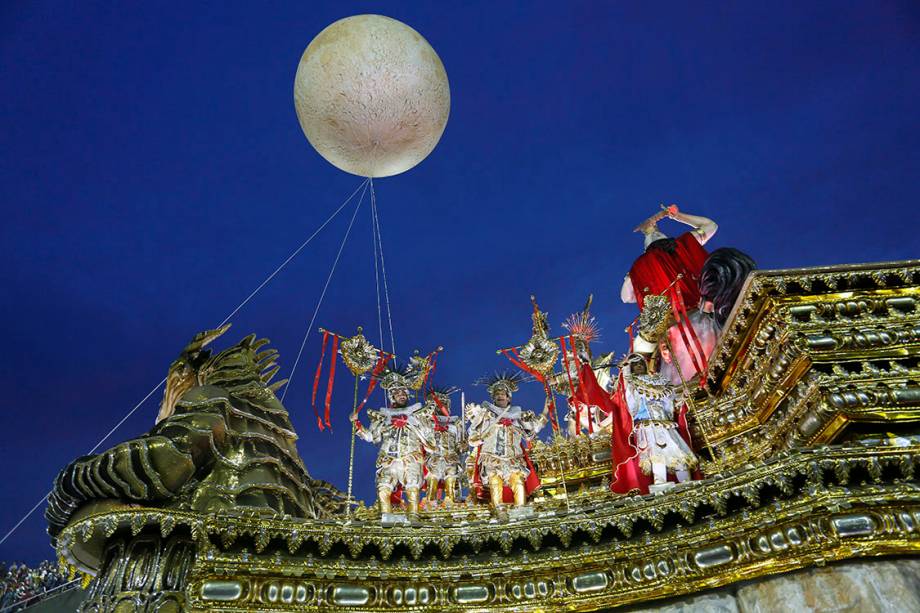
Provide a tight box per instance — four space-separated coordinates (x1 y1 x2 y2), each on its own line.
155 324 231 423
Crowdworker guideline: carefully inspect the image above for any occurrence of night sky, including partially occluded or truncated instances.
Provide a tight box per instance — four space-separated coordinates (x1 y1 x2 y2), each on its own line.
1 2 918 563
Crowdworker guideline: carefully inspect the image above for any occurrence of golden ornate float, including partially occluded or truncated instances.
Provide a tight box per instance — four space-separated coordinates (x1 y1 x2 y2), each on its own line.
47 260 920 611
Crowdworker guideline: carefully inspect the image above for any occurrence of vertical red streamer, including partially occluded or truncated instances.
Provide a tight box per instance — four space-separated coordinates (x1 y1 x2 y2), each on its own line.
354 354 392 416
323 335 339 430
311 331 329 431
430 392 451 418
423 350 438 389
559 337 579 435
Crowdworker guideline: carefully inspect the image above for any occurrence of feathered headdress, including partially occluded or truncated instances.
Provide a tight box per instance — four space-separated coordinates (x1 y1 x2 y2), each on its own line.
562 294 601 345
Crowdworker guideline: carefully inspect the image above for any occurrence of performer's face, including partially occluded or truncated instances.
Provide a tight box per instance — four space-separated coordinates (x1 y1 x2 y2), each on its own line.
493 390 511 408
631 360 647 375
391 388 409 407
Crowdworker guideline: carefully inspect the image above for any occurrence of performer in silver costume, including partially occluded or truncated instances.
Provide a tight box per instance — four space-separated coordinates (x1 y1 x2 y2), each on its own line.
423 387 466 508
620 353 697 490
351 368 435 515
467 374 548 510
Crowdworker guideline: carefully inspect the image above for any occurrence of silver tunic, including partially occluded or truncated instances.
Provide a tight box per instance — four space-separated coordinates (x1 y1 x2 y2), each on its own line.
467 402 547 480
357 403 435 490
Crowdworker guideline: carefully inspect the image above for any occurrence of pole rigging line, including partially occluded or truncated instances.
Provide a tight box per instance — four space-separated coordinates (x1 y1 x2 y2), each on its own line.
0 178 369 548
282 181 369 402
370 179 397 356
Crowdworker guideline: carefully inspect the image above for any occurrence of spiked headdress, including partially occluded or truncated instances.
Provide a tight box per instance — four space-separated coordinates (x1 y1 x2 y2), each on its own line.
562 294 601 355
377 363 412 398
477 371 522 399
425 385 459 409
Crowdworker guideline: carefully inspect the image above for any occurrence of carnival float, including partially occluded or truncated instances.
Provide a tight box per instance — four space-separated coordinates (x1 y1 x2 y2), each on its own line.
36 13 920 613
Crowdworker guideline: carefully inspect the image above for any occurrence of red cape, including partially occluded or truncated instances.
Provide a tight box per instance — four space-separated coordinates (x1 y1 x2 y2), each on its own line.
629 231 708 309
573 364 649 494
629 232 711 377
472 440 540 504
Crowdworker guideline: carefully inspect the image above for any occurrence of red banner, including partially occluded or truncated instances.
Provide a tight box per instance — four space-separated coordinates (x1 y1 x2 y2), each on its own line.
322 334 339 431
311 331 330 431
353 353 392 417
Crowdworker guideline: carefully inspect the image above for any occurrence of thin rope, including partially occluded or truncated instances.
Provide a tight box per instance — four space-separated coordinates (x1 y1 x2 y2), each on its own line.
218 178 369 326
0 494 48 548
281 181 368 402
0 579 81 612
0 178 368 548
370 179 396 355
87 379 168 455
0 375 168 547
371 187 384 350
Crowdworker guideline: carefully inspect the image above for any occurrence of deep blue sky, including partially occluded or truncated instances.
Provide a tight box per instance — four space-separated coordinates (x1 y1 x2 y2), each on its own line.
1 2 918 563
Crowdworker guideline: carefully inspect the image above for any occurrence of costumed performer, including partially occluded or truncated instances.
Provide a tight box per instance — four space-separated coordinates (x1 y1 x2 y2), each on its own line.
467 373 547 511
351 366 435 515
423 386 466 508
620 352 698 492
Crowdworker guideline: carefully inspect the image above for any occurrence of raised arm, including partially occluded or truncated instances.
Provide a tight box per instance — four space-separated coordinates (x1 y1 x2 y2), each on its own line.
665 205 718 245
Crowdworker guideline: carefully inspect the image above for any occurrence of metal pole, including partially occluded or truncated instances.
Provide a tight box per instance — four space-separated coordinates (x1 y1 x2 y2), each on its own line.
663 336 718 471
346 375 360 518
555 427 571 512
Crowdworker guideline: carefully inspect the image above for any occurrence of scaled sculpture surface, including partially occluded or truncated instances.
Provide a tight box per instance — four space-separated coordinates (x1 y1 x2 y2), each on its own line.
47 330 346 610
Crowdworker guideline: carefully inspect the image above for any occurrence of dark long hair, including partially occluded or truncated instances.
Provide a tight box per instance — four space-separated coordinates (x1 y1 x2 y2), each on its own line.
646 237 677 254
700 248 756 325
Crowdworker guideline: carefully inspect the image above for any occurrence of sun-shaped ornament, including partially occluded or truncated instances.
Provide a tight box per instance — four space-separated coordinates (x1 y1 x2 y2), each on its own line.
339 329 379 376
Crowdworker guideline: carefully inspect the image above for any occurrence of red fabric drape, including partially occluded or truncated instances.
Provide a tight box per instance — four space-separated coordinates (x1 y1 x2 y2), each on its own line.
675 402 705 480
574 365 649 494
628 232 711 387
311 331 330 430
629 231 708 309
322 335 339 431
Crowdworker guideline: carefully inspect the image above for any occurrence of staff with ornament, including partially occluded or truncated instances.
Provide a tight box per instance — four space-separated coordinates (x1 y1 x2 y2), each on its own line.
312 327 394 517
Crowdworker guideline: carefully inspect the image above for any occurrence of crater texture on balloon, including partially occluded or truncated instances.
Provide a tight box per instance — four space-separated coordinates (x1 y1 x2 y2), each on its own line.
294 14 450 178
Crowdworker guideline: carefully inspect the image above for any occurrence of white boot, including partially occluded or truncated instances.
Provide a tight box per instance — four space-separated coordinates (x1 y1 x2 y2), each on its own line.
648 463 674 494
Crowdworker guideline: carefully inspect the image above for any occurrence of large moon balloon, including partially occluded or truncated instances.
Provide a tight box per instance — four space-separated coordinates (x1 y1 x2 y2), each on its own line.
293 14 450 178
